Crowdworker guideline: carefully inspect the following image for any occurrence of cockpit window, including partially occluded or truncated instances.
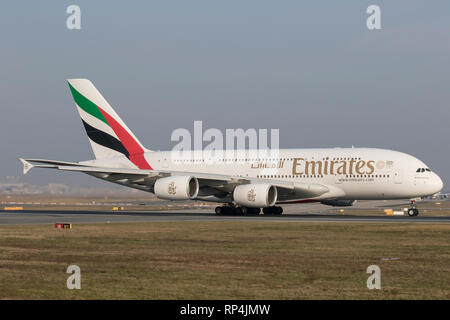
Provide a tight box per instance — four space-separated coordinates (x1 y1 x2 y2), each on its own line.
416 168 431 173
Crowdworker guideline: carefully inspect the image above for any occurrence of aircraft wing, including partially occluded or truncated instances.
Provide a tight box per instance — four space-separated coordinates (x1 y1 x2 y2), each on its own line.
20 158 330 201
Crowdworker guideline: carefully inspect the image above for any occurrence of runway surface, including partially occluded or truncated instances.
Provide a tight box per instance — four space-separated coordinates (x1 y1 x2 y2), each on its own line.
1 208 450 225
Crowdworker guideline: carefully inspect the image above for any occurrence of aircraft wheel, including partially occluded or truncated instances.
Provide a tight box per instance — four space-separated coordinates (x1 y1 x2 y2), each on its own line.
224 207 234 215
216 206 233 215
235 207 245 215
408 208 419 217
263 206 283 215
242 207 249 215
248 208 261 215
271 206 283 215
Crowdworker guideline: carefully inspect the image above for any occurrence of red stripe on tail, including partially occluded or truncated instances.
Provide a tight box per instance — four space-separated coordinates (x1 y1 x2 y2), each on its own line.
98 107 152 170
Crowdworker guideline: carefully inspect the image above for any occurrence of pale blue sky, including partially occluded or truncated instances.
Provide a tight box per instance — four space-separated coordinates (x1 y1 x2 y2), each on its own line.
1 1 450 188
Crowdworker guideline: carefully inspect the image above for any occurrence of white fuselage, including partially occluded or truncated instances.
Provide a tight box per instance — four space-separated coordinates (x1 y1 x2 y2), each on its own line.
90 147 443 202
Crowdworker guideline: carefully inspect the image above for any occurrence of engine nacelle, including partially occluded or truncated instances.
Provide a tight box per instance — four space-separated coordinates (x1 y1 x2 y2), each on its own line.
233 184 277 208
154 176 199 200
320 199 357 207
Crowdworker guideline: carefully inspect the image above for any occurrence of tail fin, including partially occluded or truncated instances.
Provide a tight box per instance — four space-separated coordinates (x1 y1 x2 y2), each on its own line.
67 79 152 170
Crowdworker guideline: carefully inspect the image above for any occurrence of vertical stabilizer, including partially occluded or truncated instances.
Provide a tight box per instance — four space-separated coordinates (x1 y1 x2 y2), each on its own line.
67 79 152 169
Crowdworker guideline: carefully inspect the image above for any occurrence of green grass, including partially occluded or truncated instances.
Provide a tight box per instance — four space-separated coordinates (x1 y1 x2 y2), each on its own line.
0 221 449 299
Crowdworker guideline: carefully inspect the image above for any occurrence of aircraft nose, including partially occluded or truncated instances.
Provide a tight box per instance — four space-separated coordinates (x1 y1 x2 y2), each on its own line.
431 173 444 194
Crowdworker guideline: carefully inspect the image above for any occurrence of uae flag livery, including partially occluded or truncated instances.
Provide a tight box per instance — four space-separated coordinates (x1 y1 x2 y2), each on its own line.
67 79 152 170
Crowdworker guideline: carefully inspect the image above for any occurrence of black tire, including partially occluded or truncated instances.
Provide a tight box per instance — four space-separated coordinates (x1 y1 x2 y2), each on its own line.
223 207 233 215
263 206 283 215
408 208 418 217
215 206 222 215
244 207 260 215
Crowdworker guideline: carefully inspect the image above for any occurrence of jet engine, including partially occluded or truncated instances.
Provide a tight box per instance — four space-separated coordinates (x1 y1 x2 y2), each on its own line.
233 184 277 208
320 199 357 207
154 176 199 200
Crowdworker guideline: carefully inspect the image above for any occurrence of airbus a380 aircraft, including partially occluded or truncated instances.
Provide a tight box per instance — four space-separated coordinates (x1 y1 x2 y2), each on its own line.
20 79 443 217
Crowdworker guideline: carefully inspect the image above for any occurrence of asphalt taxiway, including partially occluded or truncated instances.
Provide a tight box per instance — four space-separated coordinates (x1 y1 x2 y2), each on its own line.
1 208 450 225
1 200 449 225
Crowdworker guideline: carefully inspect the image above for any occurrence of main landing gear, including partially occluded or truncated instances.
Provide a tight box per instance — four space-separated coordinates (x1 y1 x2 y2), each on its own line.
262 206 283 215
214 205 283 216
407 200 419 217
215 206 260 216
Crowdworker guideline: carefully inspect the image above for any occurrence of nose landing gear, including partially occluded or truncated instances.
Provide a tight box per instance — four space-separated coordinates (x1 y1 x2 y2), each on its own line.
407 200 419 217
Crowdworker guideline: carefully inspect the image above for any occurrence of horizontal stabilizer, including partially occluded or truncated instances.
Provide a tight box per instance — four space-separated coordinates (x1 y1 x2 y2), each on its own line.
22 159 84 166
18 158 86 175
19 158 34 174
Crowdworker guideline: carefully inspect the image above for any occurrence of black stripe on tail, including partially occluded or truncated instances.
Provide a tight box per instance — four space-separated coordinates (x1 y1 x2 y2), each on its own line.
81 119 130 158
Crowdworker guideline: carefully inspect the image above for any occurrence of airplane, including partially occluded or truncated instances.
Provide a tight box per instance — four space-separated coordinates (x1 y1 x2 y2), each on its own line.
20 79 443 217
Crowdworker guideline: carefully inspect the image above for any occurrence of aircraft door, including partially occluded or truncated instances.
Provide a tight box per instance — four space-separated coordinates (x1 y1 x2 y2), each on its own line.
163 158 169 168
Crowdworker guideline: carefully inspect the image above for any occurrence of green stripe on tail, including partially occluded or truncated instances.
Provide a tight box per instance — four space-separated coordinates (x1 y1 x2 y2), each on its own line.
68 82 108 125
